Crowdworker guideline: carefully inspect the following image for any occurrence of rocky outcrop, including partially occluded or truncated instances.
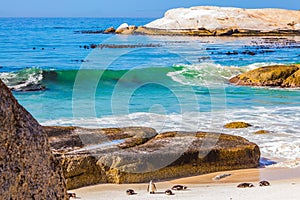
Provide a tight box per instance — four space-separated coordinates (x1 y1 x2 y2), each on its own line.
229 64 300 87
46 127 260 189
104 27 115 33
134 6 300 36
115 23 137 34
0 80 68 199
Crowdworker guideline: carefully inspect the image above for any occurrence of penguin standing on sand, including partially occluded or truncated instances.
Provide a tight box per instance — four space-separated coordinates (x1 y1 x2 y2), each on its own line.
147 180 157 194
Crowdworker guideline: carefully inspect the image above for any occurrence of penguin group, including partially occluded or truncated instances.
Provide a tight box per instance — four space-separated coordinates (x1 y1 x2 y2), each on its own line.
125 180 188 196
237 180 271 188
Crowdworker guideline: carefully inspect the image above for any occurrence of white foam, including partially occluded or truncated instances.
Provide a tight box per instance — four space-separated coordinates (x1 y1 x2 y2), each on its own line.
167 62 284 86
0 68 43 91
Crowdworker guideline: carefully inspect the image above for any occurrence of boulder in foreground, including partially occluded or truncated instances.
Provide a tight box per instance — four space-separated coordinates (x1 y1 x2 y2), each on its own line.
229 64 300 87
46 127 260 189
0 80 68 199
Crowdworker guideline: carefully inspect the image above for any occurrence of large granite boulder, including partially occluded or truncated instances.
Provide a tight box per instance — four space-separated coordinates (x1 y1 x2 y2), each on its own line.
46 127 260 189
144 6 300 35
0 80 68 199
131 6 300 36
229 64 300 87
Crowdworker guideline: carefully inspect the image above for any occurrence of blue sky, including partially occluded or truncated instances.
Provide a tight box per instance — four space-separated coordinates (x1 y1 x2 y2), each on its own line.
0 0 299 18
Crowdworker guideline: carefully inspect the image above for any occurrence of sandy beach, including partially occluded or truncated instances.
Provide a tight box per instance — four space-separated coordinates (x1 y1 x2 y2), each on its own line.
70 167 300 200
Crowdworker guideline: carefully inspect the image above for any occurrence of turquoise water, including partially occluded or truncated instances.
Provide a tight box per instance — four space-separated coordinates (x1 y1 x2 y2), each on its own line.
1 18 300 166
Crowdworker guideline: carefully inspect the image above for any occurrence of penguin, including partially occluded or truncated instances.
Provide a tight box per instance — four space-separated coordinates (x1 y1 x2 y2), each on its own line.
67 192 76 198
126 189 135 195
165 189 174 195
147 180 157 194
171 185 187 190
259 180 270 186
237 183 254 188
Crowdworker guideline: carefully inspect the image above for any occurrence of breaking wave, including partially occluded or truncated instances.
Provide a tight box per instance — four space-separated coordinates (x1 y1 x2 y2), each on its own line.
0 62 281 91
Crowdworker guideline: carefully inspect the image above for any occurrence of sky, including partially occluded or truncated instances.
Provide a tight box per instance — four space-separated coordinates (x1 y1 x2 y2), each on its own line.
0 0 299 18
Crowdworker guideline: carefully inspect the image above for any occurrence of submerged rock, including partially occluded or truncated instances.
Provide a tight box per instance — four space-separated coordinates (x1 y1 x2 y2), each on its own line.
47 127 260 189
229 64 300 87
254 130 270 134
224 122 252 129
0 80 68 199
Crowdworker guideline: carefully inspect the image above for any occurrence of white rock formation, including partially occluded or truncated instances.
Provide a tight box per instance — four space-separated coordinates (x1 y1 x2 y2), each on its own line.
115 23 129 33
145 6 300 31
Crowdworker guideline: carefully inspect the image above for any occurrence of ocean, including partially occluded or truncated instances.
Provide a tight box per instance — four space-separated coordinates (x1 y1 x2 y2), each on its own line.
1 18 300 167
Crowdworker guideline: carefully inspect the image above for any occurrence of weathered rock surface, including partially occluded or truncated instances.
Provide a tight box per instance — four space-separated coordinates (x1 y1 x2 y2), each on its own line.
146 6 300 31
134 6 300 36
229 64 300 87
46 127 260 189
45 126 158 189
0 80 68 199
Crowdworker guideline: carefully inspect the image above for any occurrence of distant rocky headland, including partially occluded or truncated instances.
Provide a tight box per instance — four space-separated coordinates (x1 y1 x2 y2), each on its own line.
99 6 300 36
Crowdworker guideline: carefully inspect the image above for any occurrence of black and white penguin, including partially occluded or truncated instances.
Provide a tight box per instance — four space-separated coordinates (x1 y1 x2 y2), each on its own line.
165 189 174 195
259 180 270 186
237 183 254 188
171 185 187 190
126 189 135 195
147 180 157 194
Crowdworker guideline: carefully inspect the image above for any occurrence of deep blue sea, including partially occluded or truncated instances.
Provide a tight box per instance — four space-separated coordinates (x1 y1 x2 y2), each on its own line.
1 18 300 166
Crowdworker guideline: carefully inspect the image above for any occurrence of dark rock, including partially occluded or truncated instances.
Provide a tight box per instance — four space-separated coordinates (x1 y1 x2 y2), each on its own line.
241 50 256 55
0 80 68 199
48 127 260 189
90 44 97 49
76 30 104 34
104 27 115 33
229 64 300 87
225 51 238 55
